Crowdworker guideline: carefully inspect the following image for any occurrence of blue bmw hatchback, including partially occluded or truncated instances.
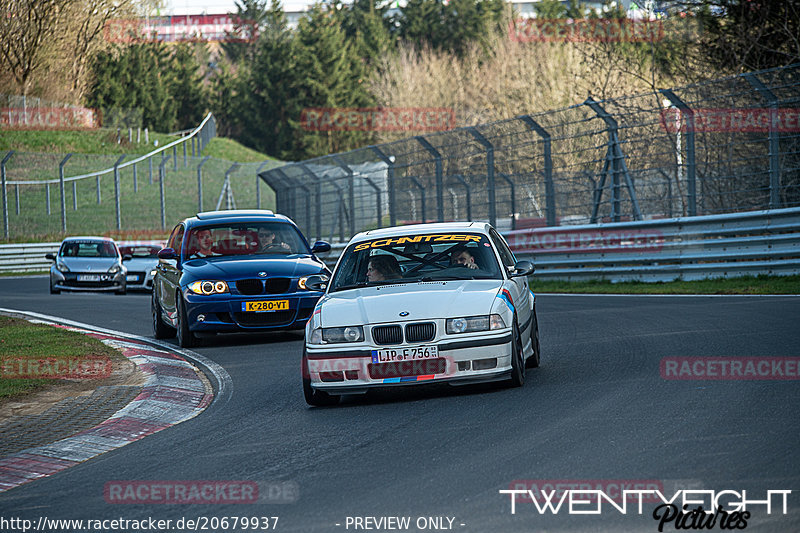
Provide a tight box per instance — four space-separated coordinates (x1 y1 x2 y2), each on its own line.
152 210 331 347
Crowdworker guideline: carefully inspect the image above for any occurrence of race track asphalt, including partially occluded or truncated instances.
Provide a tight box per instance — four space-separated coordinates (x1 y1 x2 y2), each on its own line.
1 276 799 532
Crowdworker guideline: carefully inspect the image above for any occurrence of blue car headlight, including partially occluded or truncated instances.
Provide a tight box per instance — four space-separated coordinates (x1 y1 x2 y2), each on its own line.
188 280 229 295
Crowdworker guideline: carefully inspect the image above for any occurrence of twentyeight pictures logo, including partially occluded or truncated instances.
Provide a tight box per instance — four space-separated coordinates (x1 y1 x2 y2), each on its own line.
300 108 456 132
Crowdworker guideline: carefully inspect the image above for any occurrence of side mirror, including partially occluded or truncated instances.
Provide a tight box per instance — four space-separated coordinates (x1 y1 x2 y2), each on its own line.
304 274 328 292
45 253 56 261
510 260 534 278
311 241 331 254
157 248 177 260
122 254 132 262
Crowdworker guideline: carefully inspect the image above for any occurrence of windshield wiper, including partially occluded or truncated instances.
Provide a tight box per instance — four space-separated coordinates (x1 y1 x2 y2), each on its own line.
418 275 469 282
331 281 369 292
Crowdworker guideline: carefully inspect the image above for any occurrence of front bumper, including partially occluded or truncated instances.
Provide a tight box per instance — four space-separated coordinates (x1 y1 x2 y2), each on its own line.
305 330 513 393
183 292 323 332
51 269 126 292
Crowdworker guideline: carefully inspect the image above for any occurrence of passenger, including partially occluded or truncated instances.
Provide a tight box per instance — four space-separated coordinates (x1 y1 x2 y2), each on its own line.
366 255 402 282
188 229 218 258
451 248 479 270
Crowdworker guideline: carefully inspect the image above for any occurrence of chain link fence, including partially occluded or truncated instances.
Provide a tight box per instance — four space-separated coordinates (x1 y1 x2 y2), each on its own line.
1 114 281 240
261 64 800 243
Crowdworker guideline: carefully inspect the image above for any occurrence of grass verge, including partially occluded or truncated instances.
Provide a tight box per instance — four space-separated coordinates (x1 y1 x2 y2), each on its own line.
530 275 800 295
0 315 123 399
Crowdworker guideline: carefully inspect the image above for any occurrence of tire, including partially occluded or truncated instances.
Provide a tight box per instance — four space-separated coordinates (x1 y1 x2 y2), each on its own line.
115 284 127 295
176 294 199 348
49 280 60 294
525 309 541 369
302 349 340 407
152 289 175 339
508 320 525 387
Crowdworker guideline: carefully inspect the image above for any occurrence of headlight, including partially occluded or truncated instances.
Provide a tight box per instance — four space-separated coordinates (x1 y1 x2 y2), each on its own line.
308 326 364 344
150 269 157 277
108 265 121 274
298 275 328 290
56 263 69 273
446 314 506 334
187 280 229 295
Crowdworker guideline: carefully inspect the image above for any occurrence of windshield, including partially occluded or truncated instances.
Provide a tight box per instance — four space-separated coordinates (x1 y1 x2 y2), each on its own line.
329 232 502 291
183 222 309 259
60 241 118 258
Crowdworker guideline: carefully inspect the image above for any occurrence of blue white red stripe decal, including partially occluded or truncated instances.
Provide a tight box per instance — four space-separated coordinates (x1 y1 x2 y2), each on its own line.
383 375 436 384
498 288 515 312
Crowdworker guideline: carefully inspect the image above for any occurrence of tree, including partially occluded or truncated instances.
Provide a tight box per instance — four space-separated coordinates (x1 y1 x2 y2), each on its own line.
222 0 271 63
169 43 209 130
0 0 70 97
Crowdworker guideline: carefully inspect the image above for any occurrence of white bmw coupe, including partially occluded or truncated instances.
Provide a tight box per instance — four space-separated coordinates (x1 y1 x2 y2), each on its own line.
302 222 540 406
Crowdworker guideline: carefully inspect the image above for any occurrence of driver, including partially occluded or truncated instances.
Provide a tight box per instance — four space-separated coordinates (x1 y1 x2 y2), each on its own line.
451 248 479 270
257 227 290 253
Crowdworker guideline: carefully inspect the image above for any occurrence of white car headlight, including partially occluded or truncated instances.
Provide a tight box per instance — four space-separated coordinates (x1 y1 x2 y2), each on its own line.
446 314 506 334
56 263 70 273
187 280 229 295
308 326 364 344
108 265 121 274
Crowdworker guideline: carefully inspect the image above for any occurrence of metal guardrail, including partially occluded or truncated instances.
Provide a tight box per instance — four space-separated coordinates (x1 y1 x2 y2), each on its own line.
4 208 799 280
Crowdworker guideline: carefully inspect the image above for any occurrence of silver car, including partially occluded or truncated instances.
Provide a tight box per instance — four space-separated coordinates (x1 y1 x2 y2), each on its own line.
46 237 129 295
118 241 164 290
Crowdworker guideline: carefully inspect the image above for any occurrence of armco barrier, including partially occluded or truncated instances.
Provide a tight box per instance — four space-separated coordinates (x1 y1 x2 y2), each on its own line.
4 207 800 281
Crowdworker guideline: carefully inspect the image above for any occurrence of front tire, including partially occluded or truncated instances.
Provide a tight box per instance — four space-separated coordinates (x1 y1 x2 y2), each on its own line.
526 309 541 369
152 289 175 339
508 320 525 387
115 283 127 295
176 294 199 348
50 279 60 294
302 349 340 407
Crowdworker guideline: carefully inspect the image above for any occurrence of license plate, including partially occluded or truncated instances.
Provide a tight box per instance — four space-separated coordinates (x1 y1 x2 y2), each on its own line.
78 274 100 281
126 274 140 282
242 300 289 312
371 345 438 364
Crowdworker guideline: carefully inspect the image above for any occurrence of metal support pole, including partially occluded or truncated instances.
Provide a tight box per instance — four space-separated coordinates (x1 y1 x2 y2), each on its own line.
173 145 177 171
449 174 471 221
467 128 497 226
96 176 101 204
363 177 382 229
498 173 516 230
183 141 187 167
660 89 697 216
518 115 556 226
744 74 781 209
133 162 138 192
1 151 13 239
159 156 171 230
113 155 125 230
415 136 444 222
197 156 210 212
333 156 356 236
297 163 323 241
276 168 310 232
72 181 77 211
409 176 426 223
370 146 395 226
59 154 72 233
256 161 270 209
46 183 51 215
15 184 19 215
148 156 153 185
192 136 196 157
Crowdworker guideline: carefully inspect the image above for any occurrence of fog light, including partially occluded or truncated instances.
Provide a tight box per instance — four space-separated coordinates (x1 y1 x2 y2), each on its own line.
320 371 344 382
197 314 206 322
457 361 471 371
472 358 497 370
345 370 359 380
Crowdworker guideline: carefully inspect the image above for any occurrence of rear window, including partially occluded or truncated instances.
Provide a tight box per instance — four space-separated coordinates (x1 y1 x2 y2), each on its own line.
119 245 161 258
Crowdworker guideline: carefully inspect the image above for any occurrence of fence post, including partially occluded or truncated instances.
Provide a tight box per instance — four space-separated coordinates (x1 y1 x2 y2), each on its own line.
363 177 382 229
159 156 171 230
197 156 210 212
96 176 101 204
498 173 516 230
183 141 187 167
148 156 153 185
369 146 395 226
584 97 642 222
256 161 270 209
467 128 497 227
173 145 178 172
409 176 426 223
659 89 697 216
192 137 196 157
449 174 471 221
518 115 556 226
113 155 125 230
133 161 138 192
333 156 356 236
72 181 77 211
216 164 240 210
276 167 311 234
415 136 444 222
744 74 781 209
59 154 72 233
297 163 323 241
46 183 51 215
1 151 13 239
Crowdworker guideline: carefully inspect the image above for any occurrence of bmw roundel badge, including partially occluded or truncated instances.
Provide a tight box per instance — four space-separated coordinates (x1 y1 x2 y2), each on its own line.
258 272 267 277
399 311 410 317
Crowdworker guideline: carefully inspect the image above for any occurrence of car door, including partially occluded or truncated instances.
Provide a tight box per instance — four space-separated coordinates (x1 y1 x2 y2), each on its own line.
159 224 184 321
489 228 532 336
